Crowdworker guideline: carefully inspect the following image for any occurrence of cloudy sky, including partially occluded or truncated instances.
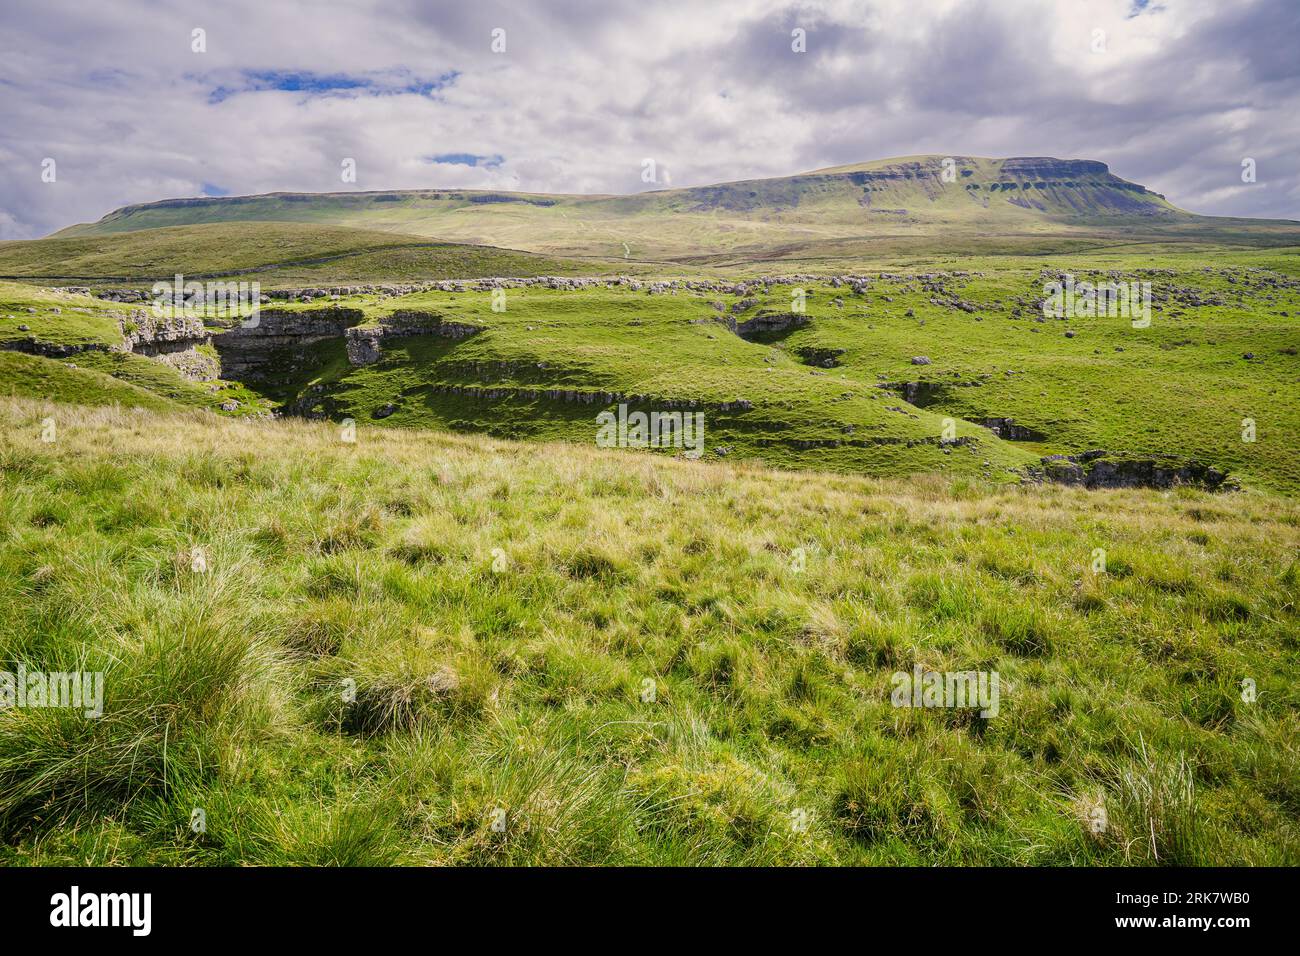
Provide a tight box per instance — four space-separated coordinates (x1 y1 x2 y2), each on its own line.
1 0 1297 239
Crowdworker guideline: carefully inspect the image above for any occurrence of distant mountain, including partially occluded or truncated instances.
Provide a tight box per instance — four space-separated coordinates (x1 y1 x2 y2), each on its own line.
50 156 1300 262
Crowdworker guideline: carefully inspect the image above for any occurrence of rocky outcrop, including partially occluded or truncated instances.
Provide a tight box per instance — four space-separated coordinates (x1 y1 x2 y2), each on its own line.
345 310 484 366
1 307 215 380
978 417 1047 441
795 346 846 368
735 311 809 340
286 383 754 421
1000 158 1110 179
155 348 220 381
116 309 217 380
82 272 990 306
212 307 363 380
876 379 985 407
1034 450 1231 491
117 309 207 351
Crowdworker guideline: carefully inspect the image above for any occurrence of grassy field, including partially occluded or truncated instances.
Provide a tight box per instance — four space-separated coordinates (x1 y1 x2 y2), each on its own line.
199 249 1300 493
0 396 1296 865
2 156 1298 867
3 247 1298 491
0 222 609 289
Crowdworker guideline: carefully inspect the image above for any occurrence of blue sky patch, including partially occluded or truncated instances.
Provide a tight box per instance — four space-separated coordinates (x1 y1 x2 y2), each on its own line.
208 69 458 103
425 153 505 169
1128 1 1165 17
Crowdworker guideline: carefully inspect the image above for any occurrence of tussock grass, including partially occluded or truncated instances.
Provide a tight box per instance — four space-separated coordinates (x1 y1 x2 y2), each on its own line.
0 396 1297 864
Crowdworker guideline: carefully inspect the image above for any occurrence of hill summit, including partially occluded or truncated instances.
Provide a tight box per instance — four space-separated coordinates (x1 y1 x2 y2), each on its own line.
49 155 1298 263
77 155 1176 226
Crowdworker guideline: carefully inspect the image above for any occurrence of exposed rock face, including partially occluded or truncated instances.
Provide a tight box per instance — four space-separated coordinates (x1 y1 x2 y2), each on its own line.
979 417 1047 441
287 384 754 420
1 338 113 359
118 309 209 353
1000 158 1110 179
1 307 216 380
876 379 984 407
795 346 846 368
345 335 384 367
345 310 484 366
117 309 216 379
1035 450 1231 491
213 307 363 380
156 347 220 381
734 311 809 340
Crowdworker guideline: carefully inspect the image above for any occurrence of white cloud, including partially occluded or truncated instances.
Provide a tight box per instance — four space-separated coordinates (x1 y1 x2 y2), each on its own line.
0 0 1296 238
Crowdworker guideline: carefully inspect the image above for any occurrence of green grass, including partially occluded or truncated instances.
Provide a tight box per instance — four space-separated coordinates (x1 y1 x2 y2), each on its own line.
0 282 127 349
68 351 266 415
5 246 1297 491
0 222 609 289
214 250 1300 492
0 352 182 412
0 281 271 416
253 286 1036 480
0 397 1296 865
0 347 267 418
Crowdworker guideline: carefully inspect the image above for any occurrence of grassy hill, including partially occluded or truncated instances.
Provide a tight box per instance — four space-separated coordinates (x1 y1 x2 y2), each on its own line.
0 396 1296 865
0 222 607 289
0 281 266 415
52 156 1300 264
4 244 1298 493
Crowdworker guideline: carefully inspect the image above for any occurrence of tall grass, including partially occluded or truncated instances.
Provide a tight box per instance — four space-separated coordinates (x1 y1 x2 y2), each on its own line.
0 396 1297 865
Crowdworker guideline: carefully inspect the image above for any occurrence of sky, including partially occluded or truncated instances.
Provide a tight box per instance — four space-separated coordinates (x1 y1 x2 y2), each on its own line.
1 0 1297 239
